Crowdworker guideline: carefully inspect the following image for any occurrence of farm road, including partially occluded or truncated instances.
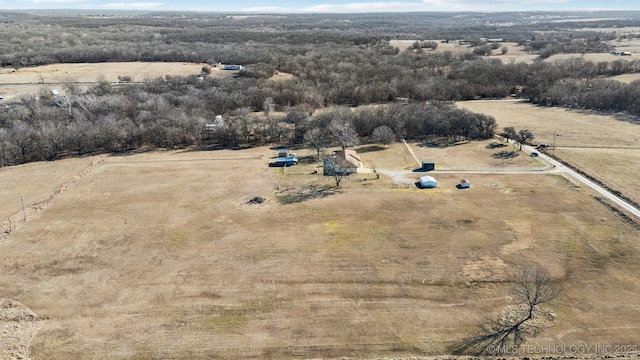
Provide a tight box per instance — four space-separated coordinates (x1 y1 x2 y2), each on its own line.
521 143 640 219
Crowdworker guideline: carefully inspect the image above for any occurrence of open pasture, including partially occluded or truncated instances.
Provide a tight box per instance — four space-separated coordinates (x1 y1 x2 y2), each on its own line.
389 41 538 63
407 139 543 170
1 143 640 358
557 147 640 206
388 39 640 65
456 100 640 147
456 100 640 205
0 157 100 226
0 62 228 100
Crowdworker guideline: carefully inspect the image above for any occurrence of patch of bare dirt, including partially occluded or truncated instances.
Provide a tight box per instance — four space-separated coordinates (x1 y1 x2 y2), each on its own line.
0 299 44 360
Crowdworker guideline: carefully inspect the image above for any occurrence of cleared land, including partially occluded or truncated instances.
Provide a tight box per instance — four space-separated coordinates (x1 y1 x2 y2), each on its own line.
0 62 232 100
388 40 640 65
1 140 640 358
611 73 640 83
389 41 537 63
457 100 640 205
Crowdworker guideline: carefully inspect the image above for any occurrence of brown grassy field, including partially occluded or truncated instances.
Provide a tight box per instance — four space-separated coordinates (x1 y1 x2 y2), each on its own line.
2 142 640 359
388 39 640 65
389 41 538 63
0 157 101 221
456 100 640 205
611 73 640 83
0 62 233 100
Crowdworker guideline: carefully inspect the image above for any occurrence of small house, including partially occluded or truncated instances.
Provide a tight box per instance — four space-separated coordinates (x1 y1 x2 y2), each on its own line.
324 149 363 175
419 175 438 188
205 115 223 131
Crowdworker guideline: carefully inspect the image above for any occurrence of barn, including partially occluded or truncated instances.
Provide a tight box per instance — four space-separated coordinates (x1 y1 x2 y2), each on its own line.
419 175 438 188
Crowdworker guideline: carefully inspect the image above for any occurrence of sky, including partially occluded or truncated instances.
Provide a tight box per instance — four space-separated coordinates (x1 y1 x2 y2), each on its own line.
0 0 639 13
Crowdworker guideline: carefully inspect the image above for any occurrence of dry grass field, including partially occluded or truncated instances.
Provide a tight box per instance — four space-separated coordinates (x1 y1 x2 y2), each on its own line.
611 73 640 83
0 62 232 100
388 39 640 65
2 141 640 359
0 158 94 218
389 41 538 63
457 100 640 205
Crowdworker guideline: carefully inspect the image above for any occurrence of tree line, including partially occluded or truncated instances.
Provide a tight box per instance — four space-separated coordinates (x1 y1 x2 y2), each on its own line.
0 11 632 69
2 12 640 166
0 75 497 166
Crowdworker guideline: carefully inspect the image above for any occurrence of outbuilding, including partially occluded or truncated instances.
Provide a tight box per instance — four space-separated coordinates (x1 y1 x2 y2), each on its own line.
421 161 435 171
419 175 438 188
273 155 298 167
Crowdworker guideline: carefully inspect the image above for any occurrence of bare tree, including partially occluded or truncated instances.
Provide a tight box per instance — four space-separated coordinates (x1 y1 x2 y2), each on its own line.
511 266 558 320
329 117 360 150
304 127 328 160
502 126 517 143
450 265 558 356
324 156 352 187
201 65 213 75
517 129 535 150
263 97 275 120
371 125 395 147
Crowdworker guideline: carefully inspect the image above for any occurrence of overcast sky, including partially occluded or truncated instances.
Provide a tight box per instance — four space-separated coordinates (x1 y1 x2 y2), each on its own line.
0 0 639 12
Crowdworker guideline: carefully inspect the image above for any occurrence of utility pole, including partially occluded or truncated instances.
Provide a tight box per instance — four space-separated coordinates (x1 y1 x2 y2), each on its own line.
21 195 26 221
553 133 561 156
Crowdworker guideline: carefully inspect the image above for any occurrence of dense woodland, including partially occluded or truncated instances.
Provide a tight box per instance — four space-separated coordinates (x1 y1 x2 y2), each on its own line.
1 11 640 166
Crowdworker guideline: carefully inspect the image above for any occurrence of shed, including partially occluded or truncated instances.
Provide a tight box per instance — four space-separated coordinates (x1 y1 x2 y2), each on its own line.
419 175 438 188
421 161 435 171
277 147 288 158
